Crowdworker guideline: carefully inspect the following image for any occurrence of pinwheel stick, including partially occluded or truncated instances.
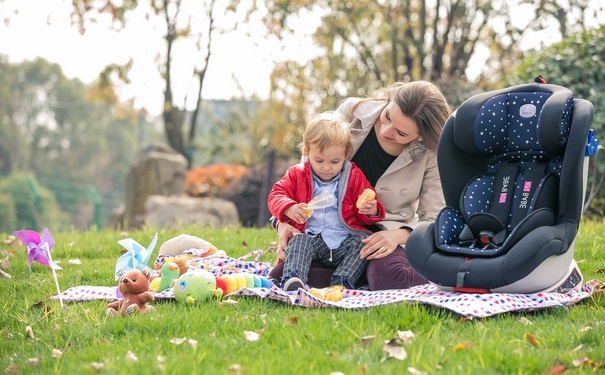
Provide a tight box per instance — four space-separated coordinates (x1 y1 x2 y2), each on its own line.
42 242 63 307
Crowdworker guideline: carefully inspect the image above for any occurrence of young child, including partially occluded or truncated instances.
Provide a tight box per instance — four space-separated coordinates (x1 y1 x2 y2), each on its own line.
267 111 385 291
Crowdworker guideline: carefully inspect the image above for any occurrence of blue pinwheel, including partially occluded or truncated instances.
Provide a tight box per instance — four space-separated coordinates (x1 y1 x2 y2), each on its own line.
114 233 159 280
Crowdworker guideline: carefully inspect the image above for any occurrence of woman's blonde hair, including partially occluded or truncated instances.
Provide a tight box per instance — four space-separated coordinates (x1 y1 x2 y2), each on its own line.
349 80 452 152
300 111 353 158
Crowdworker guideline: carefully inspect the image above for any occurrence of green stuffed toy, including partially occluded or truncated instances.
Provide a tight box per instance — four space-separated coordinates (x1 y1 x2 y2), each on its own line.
173 269 222 304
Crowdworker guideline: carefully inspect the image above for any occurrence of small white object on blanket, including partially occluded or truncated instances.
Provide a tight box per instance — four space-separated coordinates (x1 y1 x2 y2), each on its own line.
158 234 218 256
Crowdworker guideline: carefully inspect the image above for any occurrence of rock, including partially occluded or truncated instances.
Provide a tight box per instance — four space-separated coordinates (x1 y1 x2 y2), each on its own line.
123 144 188 228
144 195 239 228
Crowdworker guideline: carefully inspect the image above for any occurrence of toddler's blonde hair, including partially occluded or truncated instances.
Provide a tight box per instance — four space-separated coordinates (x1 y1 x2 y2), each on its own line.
300 111 353 158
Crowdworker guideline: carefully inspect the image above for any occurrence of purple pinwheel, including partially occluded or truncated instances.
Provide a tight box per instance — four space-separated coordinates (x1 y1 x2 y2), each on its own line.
14 228 62 272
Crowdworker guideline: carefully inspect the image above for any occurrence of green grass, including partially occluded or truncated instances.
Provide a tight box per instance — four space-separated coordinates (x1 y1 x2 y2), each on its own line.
1 223 604 374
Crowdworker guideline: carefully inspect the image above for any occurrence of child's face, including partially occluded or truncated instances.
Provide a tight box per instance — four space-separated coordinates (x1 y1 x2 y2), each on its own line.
306 143 346 183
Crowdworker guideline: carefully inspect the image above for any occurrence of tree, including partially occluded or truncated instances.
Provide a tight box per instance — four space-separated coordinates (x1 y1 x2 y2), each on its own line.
0 56 139 227
70 0 245 167
508 24 605 141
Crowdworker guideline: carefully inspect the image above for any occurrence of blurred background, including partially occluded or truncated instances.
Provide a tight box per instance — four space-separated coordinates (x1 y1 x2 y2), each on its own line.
0 0 604 232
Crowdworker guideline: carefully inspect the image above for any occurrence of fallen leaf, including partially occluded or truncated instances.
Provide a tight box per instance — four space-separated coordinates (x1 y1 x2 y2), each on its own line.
244 330 260 341
383 339 407 361
68 259 82 265
524 333 540 347
360 335 375 344
220 299 239 306
26 358 40 366
408 367 428 375
458 316 474 323
545 364 567 374
51 349 63 358
284 316 298 325
330 372 345 375
125 351 138 362
25 325 36 340
228 364 243 374
518 317 533 326
453 341 474 351
0 269 11 278
4 364 19 374
397 330 414 344
90 362 105 371
572 357 595 367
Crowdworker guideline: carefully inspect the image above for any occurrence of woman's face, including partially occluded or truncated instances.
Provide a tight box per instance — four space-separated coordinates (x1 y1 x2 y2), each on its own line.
378 100 420 146
306 143 347 183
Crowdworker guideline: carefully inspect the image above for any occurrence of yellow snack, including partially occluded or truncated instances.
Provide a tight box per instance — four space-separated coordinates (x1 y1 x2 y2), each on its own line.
302 206 313 218
309 285 345 302
356 188 376 208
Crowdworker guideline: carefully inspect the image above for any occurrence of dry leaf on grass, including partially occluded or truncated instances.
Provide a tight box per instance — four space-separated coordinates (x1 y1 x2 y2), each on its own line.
170 337 198 349
453 341 474 351
51 349 63 358
518 317 533 326
360 335 375 344
26 358 40 366
397 330 414 344
524 333 540 347
284 316 298 325
572 357 595 367
125 351 138 362
408 367 428 375
382 339 407 361
25 325 36 340
68 259 82 265
244 330 262 341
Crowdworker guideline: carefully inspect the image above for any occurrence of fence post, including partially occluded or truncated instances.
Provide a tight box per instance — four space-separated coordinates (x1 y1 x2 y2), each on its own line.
88 185 102 228
27 176 41 230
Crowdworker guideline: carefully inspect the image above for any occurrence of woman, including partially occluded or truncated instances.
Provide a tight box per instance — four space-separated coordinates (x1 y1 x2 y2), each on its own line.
269 80 452 290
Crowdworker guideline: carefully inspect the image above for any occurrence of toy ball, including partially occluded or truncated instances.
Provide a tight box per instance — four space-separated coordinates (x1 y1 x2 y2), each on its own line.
232 273 247 290
222 274 238 294
243 273 255 288
173 269 217 305
215 276 228 296
259 276 273 289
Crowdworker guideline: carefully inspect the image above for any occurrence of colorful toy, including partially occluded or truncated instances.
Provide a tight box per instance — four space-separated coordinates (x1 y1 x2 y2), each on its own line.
115 233 158 281
215 276 228 296
173 269 222 305
107 269 155 317
150 261 180 293
222 274 238 294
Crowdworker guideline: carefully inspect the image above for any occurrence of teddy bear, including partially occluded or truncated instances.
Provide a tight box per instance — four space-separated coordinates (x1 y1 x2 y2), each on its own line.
107 268 155 317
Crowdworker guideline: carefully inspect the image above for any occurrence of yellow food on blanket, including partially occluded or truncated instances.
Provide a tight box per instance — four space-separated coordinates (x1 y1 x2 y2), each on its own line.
309 285 345 302
356 189 376 209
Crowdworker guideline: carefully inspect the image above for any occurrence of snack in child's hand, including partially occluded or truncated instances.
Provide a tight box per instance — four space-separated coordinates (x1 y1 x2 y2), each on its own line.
356 189 376 208
302 206 313 218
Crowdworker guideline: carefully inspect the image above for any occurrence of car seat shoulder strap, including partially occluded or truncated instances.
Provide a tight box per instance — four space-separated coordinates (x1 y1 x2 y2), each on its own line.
509 162 548 228
489 163 519 224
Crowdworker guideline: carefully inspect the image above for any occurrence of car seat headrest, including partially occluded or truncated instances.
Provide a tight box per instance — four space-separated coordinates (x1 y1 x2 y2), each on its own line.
453 85 574 157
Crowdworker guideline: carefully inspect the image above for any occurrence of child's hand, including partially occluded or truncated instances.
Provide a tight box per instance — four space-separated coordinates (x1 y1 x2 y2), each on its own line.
285 203 312 224
357 199 378 216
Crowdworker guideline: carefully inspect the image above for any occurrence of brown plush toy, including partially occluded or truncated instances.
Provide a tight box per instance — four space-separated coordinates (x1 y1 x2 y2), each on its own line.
107 269 155 317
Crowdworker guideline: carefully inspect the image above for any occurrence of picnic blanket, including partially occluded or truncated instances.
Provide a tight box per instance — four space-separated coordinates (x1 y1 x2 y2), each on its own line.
50 249 601 318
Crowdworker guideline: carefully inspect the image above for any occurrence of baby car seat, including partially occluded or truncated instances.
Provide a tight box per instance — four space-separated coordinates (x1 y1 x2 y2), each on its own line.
407 83 594 293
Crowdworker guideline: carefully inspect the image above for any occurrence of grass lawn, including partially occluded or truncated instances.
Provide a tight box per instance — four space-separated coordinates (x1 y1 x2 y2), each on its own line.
1 222 604 374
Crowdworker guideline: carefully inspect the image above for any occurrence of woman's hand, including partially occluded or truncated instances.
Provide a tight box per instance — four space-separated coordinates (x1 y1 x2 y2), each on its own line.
360 228 411 260
276 221 301 260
